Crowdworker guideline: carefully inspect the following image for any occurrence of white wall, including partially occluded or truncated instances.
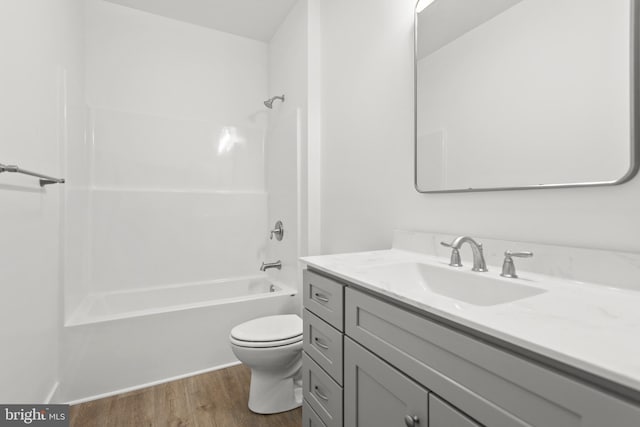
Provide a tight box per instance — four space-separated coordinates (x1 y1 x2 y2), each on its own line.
267 0 309 311
318 0 640 256
0 0 85 403
66 0 270 301
307 0 323 256
85 0 268 124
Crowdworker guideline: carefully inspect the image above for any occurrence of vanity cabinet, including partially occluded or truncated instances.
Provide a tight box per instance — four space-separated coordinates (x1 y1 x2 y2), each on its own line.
302 268 640 427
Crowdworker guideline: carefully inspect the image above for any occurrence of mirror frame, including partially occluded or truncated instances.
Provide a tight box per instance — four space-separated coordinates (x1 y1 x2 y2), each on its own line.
414 0 640 193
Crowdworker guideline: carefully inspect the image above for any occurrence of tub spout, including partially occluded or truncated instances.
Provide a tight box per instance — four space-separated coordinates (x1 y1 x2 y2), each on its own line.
260 260 282 271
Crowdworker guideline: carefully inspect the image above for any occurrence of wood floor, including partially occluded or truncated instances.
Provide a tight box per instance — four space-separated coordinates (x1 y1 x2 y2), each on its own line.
69 365 302 427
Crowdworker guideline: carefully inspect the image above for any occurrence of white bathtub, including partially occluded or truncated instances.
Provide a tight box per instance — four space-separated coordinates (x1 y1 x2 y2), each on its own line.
66 275 293 326
59 276 297 403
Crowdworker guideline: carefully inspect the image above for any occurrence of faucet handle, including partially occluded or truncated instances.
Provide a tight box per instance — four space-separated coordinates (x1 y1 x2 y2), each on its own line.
270 220 284 241
440 241 463 267
505 250 533 258
501 250 533 278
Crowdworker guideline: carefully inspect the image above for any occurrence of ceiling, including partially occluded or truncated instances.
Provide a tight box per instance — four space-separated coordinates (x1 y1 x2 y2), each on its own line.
103 0 299 42
417 0 524 59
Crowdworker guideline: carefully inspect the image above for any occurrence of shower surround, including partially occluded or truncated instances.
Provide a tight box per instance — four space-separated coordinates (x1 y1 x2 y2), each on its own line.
60 0 306 402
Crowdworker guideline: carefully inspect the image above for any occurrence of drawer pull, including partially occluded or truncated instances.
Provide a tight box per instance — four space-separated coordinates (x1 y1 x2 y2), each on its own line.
314 386 329 401
314 337 329 350
314 292 330 303
404 415 420 427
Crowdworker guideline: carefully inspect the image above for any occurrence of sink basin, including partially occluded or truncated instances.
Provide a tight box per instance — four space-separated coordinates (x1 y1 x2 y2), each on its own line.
362 262 546 306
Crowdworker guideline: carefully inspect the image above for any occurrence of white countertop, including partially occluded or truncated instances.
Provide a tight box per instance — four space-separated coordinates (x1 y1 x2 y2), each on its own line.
301 248 640 394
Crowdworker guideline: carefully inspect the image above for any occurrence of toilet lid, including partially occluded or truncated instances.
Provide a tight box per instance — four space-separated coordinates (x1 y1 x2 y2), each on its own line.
230 314 302 343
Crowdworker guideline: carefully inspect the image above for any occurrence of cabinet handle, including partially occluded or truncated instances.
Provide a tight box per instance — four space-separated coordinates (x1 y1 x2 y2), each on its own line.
314 337 329 350
314 386 329 401
404 415 420 427
314 292 330 303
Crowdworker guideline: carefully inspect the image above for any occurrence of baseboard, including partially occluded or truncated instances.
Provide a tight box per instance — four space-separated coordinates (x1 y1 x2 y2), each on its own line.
65 361 242 405
45 382 60 404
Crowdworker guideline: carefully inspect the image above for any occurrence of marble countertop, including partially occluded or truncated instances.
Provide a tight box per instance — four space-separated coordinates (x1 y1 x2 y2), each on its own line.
301 248 640 395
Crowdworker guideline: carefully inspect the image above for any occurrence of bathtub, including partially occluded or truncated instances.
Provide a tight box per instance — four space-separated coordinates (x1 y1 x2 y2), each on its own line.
59 275 297 403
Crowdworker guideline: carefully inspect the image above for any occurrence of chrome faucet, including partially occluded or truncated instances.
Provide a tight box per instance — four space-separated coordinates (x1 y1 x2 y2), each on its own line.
441 236 488 272
260 260 282 271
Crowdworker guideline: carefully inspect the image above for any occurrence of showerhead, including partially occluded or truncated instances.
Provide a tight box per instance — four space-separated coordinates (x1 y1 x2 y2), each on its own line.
264 94 285 109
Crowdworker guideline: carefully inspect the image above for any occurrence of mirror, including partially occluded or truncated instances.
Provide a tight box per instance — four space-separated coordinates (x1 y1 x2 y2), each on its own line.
415 0 639 192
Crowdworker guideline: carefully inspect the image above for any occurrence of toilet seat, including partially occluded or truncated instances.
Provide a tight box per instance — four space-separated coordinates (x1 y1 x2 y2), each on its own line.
230 314 303 348
230 334 302 348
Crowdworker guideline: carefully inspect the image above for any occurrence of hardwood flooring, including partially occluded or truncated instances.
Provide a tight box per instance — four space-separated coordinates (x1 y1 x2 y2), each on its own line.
69 365 302 427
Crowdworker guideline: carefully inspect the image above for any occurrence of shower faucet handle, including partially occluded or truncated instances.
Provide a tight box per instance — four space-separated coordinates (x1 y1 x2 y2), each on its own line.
270 221 284 241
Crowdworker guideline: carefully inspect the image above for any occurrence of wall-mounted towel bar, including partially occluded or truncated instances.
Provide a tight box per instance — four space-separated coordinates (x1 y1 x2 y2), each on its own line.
0 163 65 187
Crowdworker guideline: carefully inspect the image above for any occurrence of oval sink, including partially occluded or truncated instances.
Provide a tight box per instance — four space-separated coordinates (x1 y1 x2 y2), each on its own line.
363 262 546 306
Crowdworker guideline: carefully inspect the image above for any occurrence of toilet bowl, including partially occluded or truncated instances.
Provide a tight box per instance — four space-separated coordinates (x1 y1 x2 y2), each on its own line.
229 314 303 414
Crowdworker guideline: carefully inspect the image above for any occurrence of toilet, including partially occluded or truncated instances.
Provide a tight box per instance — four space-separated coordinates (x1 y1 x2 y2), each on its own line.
229 314 303 414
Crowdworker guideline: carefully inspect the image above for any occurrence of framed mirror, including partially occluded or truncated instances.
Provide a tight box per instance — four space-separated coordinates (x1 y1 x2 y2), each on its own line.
415 0 640 193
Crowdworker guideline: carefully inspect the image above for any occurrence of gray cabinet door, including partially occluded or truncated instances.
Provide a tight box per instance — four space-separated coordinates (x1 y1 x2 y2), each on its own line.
430 394 481 427
344 337 428 427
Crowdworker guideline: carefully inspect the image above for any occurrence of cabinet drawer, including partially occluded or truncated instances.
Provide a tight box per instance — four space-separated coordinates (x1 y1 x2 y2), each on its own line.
303 270 344 331
345 287 640 427
430 394 481 427
302 352 343 427
303 400 328 427
304 309 344 385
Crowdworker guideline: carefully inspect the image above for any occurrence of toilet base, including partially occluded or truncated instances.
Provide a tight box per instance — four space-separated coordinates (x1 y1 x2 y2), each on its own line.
247 368 303 414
